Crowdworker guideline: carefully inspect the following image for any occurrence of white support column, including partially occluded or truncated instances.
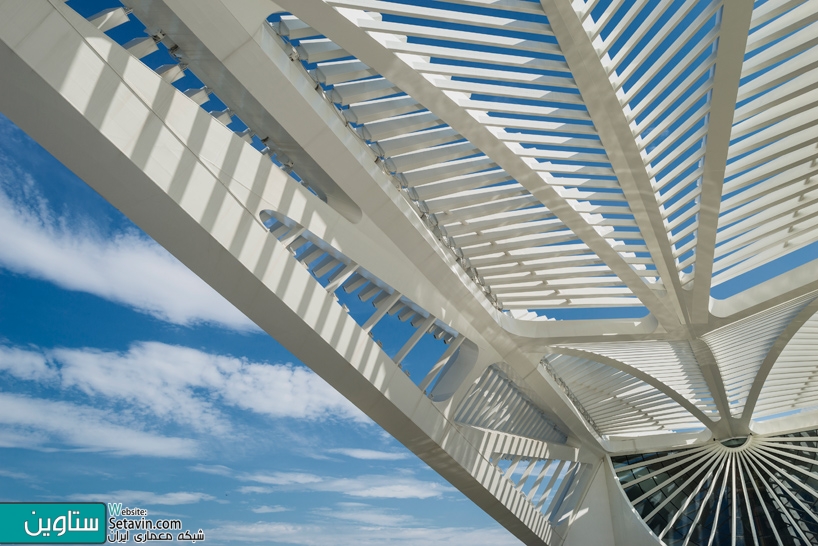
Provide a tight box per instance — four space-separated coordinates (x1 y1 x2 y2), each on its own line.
361 290 402 333
278 226 307 247
418 333 465 392
394 314 436 364
324 263 359 293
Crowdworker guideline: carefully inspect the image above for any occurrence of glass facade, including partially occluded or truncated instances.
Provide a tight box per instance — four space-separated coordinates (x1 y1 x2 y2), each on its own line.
612 429 818 545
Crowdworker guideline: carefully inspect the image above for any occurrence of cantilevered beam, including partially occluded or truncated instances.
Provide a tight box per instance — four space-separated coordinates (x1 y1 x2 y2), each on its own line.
689 1 754 325
709 259 818 327
0 2 568 543
278 0 683 333
539 0 689 326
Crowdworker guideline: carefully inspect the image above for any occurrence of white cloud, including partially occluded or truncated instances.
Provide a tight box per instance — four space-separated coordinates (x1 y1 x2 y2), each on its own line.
70 490 214 505
0 342 367 433
0 429 51 450
0 393 197 457
251 505 290 514
0 171 256 331
0 345 56 382
53 343 230 433
328 448 409 461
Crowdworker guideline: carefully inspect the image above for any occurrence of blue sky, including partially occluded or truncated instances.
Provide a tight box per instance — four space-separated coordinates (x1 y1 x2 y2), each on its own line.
0 110 521 545
5 0 811 543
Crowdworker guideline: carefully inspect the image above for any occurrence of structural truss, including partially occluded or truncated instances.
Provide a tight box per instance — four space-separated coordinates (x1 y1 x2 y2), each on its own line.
1 0 818 544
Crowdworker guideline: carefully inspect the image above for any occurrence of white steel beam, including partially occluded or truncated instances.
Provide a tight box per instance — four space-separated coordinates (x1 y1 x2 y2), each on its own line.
689 1 754 325
709 260 818 326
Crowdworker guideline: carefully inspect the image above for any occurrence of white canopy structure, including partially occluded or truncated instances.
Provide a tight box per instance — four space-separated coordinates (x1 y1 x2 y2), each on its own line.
1 0 817 543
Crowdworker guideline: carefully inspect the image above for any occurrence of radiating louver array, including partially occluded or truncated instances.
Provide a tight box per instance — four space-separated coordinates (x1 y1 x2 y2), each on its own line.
702 293 817 417
541 289 818 437
261 211 465 394
543 353 706 436
755 304 818 421
274 1 661 313
716 0 818 287
84 6 314 191
559 342 719 420
577 0 723 282
455 365 567 444
613 430 818 546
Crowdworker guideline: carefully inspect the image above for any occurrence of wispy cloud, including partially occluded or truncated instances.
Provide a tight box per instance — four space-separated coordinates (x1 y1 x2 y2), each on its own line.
237 486 274 495
316 502 412 526
0 393 197 457
70 490 214 506
208 522 305 544
0 169 256 331
0 342 367 433
199 465 451 500
0 469 34 480
251 505 290 514
243 472 324 486
189 464 233 477
327 448 410 461
313 475 450 499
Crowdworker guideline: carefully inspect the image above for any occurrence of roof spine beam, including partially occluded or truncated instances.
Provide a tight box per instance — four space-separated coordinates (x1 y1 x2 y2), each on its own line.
539 0 690 326
689 1 754 326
